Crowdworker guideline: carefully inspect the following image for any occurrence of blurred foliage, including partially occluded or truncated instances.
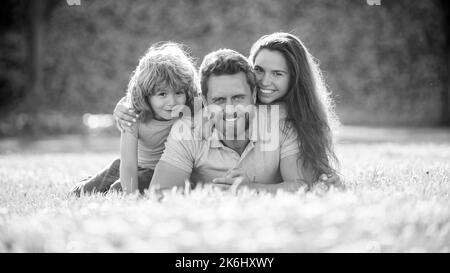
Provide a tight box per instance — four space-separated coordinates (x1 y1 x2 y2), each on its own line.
0 0 448 137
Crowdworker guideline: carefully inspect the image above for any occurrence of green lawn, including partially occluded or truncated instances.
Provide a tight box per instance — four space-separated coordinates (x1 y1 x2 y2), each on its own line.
0 128 449 252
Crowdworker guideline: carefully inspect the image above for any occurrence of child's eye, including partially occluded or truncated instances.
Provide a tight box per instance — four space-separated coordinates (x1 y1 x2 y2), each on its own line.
176 91 185 96
157 92 167 97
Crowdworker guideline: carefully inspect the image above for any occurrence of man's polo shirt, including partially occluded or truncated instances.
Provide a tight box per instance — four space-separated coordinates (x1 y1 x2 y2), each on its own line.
159 111 300 185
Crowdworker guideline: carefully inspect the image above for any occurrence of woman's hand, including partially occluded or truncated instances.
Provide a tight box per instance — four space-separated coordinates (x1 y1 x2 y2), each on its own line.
113 96 139 132
315 172 345 191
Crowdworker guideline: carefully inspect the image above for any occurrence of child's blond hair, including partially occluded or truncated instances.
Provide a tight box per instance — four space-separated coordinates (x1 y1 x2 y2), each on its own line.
126 42 199 121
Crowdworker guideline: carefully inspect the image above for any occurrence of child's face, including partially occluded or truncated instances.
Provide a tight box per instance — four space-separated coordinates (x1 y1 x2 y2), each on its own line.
253 49 290 104
149 88 186 121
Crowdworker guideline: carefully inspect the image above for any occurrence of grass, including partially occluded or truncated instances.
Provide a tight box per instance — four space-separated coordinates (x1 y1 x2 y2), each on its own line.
0 128 449 252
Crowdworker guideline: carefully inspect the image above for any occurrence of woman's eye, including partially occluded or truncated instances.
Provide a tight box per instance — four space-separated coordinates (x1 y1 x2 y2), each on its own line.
273 72 283 77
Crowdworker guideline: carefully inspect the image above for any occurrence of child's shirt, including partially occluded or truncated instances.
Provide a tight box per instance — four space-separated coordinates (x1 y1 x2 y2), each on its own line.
130 118 177 170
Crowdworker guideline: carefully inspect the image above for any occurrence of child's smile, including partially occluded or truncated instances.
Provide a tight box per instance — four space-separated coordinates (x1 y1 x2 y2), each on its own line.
150 89 186 121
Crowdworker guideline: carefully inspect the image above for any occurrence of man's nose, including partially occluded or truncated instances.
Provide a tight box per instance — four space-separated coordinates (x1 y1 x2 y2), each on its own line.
224 104 237 117
223 97 234 107
225 99 243 109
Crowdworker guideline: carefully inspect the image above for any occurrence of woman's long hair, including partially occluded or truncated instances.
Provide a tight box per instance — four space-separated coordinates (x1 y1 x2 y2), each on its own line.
249 32 340 184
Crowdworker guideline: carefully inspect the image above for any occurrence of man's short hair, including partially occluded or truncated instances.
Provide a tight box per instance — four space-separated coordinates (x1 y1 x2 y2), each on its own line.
199 49 256 98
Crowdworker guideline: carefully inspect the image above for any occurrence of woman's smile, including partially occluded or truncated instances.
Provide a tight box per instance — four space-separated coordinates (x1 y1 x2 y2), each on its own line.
259 88 277 94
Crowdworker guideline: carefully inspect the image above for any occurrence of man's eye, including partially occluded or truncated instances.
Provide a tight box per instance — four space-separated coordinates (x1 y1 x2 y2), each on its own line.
253 67 262 73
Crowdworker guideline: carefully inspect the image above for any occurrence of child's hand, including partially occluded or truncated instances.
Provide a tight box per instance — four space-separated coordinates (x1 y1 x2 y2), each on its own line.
113 96 139 131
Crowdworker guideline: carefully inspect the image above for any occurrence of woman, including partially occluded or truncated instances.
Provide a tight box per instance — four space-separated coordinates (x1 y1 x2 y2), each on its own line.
248 32 341 189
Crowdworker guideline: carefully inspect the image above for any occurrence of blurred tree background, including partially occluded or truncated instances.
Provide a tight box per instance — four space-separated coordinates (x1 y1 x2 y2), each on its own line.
0 0 448 137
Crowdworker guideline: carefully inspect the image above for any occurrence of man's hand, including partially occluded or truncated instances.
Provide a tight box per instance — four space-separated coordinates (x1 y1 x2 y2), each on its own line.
113 96 139 132
212 167 252 193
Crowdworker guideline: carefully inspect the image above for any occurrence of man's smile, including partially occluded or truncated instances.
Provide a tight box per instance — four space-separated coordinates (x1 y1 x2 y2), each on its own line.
225 117 237 122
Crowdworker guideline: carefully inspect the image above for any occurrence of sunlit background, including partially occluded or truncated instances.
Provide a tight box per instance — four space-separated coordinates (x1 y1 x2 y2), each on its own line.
0 0 448 139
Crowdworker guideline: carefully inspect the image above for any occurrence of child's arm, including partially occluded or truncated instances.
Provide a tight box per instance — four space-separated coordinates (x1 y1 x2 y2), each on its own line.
120 122 139 194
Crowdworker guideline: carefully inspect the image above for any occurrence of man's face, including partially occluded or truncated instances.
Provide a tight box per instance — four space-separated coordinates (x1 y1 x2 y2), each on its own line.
206 72 255 140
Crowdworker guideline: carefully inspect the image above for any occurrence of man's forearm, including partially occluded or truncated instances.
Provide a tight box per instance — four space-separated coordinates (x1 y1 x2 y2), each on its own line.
150 161 191 192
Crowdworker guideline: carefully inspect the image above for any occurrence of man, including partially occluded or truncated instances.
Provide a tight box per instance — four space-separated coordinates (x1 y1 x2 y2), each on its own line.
149 49 311 193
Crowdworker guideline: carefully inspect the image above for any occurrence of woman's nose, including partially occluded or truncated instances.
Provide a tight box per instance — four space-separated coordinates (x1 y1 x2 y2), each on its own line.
261 73 271 86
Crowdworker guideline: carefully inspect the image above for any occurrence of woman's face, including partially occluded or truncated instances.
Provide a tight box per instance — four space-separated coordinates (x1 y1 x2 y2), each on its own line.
149 88 186 121
253 49 290 104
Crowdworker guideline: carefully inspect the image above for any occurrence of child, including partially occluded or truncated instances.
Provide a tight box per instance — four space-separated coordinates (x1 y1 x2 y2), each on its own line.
70 42 199 196
248 32 341 188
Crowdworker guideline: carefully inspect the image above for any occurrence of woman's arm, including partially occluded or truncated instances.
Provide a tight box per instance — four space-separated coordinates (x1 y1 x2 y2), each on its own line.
212 154 342 193
119 123 139 194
